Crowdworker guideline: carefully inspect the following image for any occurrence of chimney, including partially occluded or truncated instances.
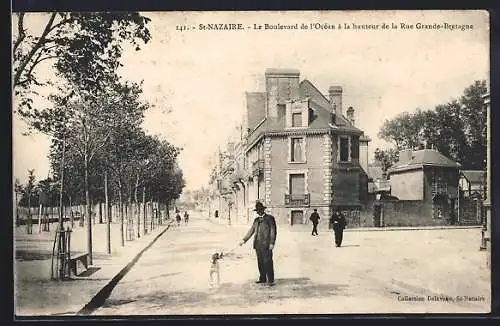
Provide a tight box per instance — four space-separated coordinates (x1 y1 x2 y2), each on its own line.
328 86 343 117
346 106 355 125
398 149 412 164
265 68 300 118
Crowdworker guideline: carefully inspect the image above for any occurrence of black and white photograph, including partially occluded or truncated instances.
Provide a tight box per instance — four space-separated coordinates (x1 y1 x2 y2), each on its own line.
12 10 491 316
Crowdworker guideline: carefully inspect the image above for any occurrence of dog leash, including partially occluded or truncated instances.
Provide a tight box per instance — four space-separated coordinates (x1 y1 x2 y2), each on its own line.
223 244 240 256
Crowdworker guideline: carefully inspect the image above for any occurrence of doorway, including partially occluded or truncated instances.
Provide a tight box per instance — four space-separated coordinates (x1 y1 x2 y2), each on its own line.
291 210 303 225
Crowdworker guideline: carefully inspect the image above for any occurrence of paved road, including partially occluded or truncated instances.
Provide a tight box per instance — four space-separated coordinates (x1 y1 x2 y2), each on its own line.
93 214 490 315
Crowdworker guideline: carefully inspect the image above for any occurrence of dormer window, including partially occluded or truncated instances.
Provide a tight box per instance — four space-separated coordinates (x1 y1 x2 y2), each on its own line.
292 112 302 127
286 99 309 128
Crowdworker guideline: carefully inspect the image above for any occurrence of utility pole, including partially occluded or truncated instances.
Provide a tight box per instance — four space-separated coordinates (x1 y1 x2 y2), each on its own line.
481 92 490 252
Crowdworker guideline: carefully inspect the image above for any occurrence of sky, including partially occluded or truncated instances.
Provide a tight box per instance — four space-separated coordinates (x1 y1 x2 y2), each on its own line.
12 10 489 190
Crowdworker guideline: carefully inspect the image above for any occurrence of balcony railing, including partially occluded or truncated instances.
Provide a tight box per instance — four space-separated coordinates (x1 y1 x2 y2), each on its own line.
284 193 310 207
252 159 264 176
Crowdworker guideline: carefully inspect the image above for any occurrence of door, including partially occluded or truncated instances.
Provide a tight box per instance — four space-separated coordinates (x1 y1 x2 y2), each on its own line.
291 210 303 225
373 205 381 227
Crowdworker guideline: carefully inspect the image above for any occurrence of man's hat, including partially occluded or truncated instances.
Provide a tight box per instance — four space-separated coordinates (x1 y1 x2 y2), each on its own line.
253 201 266 211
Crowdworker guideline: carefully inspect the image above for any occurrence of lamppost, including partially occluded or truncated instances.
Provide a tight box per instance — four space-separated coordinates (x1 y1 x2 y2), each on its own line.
480 92 490 252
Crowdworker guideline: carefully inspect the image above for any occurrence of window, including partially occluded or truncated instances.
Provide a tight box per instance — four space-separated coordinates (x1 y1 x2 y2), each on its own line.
289 173 305 195
292 112 302 127
339 136 350 162
291 137 305 162
351 136 359 160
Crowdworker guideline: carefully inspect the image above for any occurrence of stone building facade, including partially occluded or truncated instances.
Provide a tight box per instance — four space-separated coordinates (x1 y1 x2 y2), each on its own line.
212 68 371 228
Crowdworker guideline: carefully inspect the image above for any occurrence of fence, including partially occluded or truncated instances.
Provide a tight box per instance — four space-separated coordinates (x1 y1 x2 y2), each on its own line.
15 202 170 228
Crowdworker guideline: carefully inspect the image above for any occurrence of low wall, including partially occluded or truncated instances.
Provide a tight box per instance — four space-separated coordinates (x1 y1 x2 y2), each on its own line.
379 200 443 227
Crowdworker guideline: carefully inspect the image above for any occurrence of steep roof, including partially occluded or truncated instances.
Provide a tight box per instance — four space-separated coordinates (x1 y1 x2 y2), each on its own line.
300 79 363 131
245 78 364 149
460 170 485 184
388 149 461 174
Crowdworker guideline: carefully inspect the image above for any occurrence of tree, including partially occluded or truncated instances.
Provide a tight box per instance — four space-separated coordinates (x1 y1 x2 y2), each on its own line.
13 12 151 116
14 178 23 226
377 80 487 170
373 148 399 173
378 110 427 150
22 170 37 234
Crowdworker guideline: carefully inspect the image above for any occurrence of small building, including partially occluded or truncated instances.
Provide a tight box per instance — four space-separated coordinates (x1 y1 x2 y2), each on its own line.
459 170 485 198
385 148 461 225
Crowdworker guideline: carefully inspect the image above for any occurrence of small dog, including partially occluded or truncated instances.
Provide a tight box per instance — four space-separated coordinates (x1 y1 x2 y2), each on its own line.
209 252 224 287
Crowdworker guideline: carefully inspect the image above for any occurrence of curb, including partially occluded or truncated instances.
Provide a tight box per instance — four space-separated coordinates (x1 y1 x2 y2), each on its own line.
77 222 172 315
206 217 481 232
344 225 482 232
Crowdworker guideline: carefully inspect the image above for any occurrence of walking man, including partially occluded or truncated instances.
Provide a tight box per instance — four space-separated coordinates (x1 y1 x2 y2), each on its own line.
239 201 277 286
330 209 346 247
309 209 320 236
175 212 181 227
184 211 189 225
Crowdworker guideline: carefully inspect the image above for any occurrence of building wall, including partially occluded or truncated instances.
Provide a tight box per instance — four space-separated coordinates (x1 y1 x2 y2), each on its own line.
390 169 424 200
423 166 460 201
265 71 300 118
330 134 363 207
379 200 445 227
268 134 326 206
359 141 369 174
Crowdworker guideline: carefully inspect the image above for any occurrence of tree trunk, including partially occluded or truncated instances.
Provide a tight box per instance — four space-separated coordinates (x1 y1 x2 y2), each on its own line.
149 198 153 231
135 173 140 238
142 187 146 235
85 153 93 266
69 194 73 229
118 179 124 247
99 202 103 224
15 191 19 227
128 188 132 240
27 195 32 234
38 203 42 233
58 135 66 230
105 171 110 254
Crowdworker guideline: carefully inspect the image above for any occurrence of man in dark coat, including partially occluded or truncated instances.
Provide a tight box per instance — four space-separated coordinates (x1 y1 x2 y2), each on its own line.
330 209 347 247
239 201 277 286
309 209 320 236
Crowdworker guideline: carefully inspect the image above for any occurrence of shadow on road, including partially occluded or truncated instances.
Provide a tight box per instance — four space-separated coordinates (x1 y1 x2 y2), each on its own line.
15 250 53 261
101 277 348 310
77 267 101 277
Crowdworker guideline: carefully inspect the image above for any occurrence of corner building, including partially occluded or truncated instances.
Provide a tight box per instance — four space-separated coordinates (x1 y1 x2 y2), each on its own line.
235 69 371 227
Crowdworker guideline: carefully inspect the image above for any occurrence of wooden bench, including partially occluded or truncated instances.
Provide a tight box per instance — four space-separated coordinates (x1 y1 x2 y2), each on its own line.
69 253 89 276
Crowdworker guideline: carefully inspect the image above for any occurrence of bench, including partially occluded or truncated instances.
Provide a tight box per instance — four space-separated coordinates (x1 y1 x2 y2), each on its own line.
69 253 89 276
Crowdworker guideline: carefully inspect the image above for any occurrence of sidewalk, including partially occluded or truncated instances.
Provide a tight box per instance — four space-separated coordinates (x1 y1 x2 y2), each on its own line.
204 212 482 233
14 218 172 316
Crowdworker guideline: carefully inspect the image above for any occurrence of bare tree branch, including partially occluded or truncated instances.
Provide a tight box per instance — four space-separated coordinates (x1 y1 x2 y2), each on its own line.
13 12 57 87
13 13 26 54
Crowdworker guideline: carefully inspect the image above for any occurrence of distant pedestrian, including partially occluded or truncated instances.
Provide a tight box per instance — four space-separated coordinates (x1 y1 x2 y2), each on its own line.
239 201 277 286
309 209 320 236
184 211 189 225
176 213 181 226
330 209 346 247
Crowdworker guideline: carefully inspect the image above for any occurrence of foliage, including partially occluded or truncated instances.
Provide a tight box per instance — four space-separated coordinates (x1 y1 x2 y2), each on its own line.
377 80 488 170
373 148 399 172
13 12 151 117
